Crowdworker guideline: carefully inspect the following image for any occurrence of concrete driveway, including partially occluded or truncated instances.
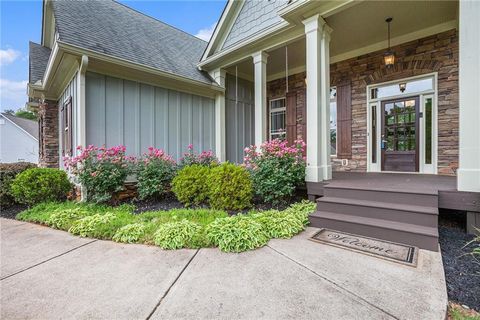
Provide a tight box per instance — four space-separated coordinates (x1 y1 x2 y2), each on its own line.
1 218 447 319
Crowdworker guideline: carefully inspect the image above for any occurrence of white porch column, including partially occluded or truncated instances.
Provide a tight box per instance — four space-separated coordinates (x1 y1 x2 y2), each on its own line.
211 68 227 162
252 51 268 147
458 0 480 192
303 15 332 182
77 55 88 151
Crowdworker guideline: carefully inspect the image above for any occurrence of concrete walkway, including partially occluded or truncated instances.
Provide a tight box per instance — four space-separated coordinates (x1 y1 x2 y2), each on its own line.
1 218 448 319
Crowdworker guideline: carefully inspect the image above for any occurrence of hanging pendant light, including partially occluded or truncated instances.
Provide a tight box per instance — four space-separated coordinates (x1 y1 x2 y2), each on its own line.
384 17 395 67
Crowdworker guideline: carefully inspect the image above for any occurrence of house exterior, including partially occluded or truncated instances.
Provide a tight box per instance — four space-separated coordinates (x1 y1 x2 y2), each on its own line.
28 0 480 249
0 113 38 163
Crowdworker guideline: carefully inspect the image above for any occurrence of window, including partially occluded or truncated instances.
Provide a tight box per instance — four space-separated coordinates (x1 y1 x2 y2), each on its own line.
424 96 433 164
330 87 337 155
61 97 73 156
371 104 377 163
370 78 433 100
269 98 286 140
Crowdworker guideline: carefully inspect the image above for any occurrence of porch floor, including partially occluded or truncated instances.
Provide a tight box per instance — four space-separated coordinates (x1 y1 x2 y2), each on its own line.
327 172 457 195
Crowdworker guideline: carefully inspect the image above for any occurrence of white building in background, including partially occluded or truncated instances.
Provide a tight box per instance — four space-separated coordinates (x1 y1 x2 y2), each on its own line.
0 113 38 163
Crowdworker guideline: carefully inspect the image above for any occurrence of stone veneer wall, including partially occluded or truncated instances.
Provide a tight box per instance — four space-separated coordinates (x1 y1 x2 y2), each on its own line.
266 29 459 175
38 100 59 168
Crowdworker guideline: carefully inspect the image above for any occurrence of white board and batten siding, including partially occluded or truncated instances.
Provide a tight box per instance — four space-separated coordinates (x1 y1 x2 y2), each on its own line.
85 72 215 160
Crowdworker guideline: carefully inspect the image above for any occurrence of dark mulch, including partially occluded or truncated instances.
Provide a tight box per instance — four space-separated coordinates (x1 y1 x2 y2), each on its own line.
0 204 28 220
439 210 480 311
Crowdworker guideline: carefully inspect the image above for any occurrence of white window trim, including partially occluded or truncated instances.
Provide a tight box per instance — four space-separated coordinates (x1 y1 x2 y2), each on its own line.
366 72 438 174
269 97 286 140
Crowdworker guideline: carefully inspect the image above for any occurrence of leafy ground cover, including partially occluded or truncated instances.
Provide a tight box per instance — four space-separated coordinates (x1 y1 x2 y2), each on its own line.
16 200 316 252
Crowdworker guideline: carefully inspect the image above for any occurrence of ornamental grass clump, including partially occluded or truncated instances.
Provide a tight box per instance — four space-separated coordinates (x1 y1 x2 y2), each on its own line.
153 219 203 249
136 147 176 200
206 215 269 252
206 162 253 211
64 145 133 203
244 139 306 205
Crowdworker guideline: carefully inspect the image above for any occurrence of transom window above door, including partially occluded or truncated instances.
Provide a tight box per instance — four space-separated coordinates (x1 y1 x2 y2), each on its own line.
370 77 434 100
269 98 286 140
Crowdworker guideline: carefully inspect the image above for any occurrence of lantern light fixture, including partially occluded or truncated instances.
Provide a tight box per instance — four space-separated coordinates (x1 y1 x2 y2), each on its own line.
384 17 395 67
399 82 407 93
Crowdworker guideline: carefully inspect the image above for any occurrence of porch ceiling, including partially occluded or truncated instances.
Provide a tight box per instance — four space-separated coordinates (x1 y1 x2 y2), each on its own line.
226 0 458 82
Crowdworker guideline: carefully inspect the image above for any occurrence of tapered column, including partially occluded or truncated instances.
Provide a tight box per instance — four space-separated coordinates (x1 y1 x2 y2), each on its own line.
458 0 480 192
211 68 227 162
252 51 268 147
303 14 332 182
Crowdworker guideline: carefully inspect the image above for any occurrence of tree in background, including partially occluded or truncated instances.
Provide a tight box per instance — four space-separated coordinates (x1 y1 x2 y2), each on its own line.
14 109 37 120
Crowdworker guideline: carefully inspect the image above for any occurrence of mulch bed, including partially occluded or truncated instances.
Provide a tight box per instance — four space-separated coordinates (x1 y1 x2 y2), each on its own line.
0 204 27 220
439 210 480 311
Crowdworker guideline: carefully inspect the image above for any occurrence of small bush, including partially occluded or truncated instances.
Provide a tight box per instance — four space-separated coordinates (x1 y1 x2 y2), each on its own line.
137 148 176 200
250 209 305 239
47 207 90 230
10 168 71 206
64 145 132 203
207 162 252 211
68 212 116 237
0 162 36 208
206 215 269 252
244 139 306 205
112 223 146 243
153 220 202 249
179 144 218 167
172 165 210 206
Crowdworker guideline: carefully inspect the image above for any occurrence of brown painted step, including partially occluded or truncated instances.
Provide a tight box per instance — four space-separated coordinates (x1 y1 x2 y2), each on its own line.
324 186 438 207
317 197 438 227
309 211 439 251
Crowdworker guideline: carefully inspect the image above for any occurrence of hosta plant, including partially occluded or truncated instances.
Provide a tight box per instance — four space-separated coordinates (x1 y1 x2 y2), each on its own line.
47 207 90 230
153 219 202 249
250 209 305 239
68 212 116 238
112 223 147 243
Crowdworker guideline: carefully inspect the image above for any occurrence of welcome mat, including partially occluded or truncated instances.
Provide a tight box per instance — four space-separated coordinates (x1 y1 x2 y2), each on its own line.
310 229 418 267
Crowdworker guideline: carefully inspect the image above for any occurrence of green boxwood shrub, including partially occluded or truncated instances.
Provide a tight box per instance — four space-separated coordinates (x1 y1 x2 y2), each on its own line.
112 223 147 243
136 148 177 200
0 162 36 208
206 215 269 252
153 219 202 249
206 162 252 211
10 168 71 206
172 165 211 206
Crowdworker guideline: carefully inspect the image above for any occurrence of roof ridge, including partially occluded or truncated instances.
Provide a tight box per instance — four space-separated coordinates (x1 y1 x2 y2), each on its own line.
111 0 207 44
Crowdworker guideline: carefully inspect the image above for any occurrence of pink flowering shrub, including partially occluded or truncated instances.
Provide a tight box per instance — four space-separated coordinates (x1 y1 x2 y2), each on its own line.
244 139 306 204
179 144 218 167
137 147 177 200
64 145 132 203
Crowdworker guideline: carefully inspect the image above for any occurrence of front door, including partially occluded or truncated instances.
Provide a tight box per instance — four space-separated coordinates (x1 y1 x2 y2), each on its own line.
381 96 419 172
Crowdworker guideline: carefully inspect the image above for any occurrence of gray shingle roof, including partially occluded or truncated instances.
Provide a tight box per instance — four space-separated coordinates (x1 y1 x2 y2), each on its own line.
1 113 39 140
51 0 212 84
29 42 51 84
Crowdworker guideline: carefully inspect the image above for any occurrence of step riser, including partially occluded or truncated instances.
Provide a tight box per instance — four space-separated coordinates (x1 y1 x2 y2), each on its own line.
309 216 438 251
324 188 438 207
316 201 438 227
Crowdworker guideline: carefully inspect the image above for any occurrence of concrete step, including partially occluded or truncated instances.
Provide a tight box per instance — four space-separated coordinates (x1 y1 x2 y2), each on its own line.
324 186 438 207
317 197 438 227
309 211 439 251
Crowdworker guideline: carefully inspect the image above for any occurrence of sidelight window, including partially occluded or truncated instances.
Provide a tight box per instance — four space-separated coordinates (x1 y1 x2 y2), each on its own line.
330 87 337 155
269 98 286 140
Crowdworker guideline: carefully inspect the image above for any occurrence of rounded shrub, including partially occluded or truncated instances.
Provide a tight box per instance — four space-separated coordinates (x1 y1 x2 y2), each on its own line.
0 162 36 208
206 215 268 252
137 148 177 200
153 220 202 249
10 168 71 206
172 165 211 206
112 223 146 243
206 162 252 211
